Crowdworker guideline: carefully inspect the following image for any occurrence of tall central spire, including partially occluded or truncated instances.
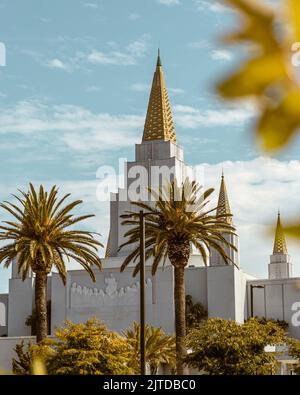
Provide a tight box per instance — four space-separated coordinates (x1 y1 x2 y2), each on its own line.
216 172 233 225
142 50 177 143
273 211 288 254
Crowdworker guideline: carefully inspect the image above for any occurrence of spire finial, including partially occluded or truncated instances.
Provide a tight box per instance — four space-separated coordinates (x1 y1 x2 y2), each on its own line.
221 168 224 179
217 172 233 225
157 48 162 67
273 211 288 254
142 50 176 143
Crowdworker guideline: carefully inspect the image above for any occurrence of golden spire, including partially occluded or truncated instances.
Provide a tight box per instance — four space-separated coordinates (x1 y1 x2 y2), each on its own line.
273 211 288 254
105 230 111 258
216 172 233 225
142 49 177 143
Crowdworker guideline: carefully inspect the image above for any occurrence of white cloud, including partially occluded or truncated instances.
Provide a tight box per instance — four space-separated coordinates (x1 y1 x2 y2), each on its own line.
46 58 70 71
2 156 299 281
195 0 229 13
0 100 144 151
198 157 300 278
130 83 150 92
174 102 255 128
88 37 149 66
211 49 233 61
169 88 185 95
157 0 180 5
128 13 141 20
85 85 101 93
188 40 211 49
84 2 99 9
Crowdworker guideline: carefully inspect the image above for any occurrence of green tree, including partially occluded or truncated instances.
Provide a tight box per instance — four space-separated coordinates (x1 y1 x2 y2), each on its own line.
185 295 207 330
289 339 300 374
124 321 176 375
184 318 288 375
0 184 102 343
12 339 54 375
119 179 235 374
13 319 134 375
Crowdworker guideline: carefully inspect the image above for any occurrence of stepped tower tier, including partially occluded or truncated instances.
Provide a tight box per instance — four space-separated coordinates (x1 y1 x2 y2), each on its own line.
209 172 240 267
268 212 293 279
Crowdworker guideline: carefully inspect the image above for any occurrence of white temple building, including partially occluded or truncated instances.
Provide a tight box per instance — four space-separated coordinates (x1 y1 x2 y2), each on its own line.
0 53 300 372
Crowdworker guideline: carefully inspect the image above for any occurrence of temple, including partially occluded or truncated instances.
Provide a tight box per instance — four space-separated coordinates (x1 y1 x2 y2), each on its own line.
0 52 300 373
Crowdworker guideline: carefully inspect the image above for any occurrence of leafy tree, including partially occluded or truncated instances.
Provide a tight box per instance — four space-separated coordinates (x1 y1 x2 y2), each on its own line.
119 179 235 374
185 295 207 330
184 318 289 375
13 318 134 375
288 339 300 374
12 339 54 375
124 321 176 374
0 184 103 342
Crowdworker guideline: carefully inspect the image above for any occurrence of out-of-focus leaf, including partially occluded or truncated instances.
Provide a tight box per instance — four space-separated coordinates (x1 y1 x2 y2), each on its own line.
218 54 286 98
288 0 300 42
217 0 300 152
224 0 276 50
257 89 300 151
225 0 273 20
284 224 300 239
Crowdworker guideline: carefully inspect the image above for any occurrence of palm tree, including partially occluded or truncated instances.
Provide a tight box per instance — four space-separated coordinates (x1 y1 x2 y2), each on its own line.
0 184 102 343
119 179 236 374
124 321 176 375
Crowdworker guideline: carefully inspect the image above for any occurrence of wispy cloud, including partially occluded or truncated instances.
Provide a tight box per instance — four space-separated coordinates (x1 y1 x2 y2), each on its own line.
169 88 184 95
46 58 71 71
188 39 211 49
85 85 102 93
200 157 300 277
157 0 180 5
88 36 149 66
0 100 144 152
84 2 99 9
174 102 255 128
211 49 233 61
22 36 149 72
130 83 150 92
128 13 141 20
195 0 229 12
188 39 233 61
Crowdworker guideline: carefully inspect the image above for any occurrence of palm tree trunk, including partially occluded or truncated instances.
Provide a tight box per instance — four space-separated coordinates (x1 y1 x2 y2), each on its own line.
35 271 48 343
174 265 187 375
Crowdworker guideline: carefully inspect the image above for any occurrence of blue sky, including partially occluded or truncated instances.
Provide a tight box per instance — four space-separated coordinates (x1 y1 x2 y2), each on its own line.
0 0 300 292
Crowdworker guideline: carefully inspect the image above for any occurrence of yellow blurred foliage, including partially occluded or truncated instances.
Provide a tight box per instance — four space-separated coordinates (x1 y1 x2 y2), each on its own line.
217 0 300 152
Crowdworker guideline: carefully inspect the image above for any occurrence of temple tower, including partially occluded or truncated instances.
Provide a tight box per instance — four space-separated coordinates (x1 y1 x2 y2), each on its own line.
268 212 292 279
209 172 240 267
107 51 193 258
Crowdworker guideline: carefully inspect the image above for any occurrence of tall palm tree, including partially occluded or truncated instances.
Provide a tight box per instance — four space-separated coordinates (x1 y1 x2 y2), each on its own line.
119 179 236 374
0 184 102 343
124 321 176 375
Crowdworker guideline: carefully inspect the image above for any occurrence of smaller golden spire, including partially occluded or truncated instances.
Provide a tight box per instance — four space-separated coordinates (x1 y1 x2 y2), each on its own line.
216 172 233 225
273 211 288 254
